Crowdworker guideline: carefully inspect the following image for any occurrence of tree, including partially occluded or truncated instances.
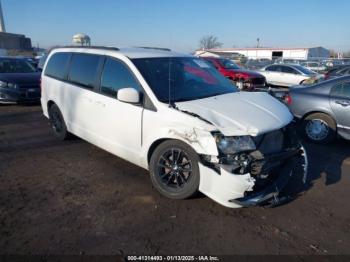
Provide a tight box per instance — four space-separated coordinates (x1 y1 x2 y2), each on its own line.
199 35 223 50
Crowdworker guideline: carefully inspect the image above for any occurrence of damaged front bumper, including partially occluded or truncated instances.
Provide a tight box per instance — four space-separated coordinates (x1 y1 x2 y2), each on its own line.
198 146 308 208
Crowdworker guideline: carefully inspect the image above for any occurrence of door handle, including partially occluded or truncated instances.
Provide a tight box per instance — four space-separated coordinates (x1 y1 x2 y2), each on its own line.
335 100 350 107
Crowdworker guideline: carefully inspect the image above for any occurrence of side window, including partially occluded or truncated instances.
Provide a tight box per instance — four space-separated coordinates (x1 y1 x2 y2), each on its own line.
281 66 298 74
343 82 350 98
68 53 101 89
44 52 71 80
100 58 140 97
330 83 344 97
266 65 278 72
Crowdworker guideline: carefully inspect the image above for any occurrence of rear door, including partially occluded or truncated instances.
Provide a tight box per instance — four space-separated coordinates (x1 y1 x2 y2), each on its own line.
329 81 350 132
64 53 104 138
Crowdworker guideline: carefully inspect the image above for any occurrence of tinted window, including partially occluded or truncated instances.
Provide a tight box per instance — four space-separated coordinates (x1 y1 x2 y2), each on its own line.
68 53 101 88
331 81 350 98
266 65 280 72
0 58 36 73
293 65 315 75
101 58 140 96
343 82 350 98
330 83 343 96
45 52 71 79
281 66 298 74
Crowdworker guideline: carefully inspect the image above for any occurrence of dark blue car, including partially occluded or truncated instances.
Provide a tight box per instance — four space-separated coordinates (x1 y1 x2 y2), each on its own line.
0 57 41 103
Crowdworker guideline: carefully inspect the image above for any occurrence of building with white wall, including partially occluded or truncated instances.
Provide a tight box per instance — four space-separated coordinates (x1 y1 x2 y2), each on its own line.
195 47 330 60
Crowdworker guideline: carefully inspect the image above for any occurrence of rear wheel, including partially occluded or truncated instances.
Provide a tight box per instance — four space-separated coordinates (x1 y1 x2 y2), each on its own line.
149 140 200 199
48 103 70 140
302 113 336 143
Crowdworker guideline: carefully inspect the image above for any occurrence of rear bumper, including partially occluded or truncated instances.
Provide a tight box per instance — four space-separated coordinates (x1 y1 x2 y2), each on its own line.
0 87 40 103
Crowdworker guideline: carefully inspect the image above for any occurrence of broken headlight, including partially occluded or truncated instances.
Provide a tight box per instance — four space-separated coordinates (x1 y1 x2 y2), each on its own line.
214 134 256 154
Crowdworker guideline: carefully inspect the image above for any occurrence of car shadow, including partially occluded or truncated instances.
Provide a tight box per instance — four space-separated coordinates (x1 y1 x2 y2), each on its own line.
277 138 350 206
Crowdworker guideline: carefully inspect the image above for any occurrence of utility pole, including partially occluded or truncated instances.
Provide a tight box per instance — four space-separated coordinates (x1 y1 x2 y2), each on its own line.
0 0 6 32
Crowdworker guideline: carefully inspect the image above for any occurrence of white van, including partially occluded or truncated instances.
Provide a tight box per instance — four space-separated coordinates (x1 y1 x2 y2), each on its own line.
41 46 307 208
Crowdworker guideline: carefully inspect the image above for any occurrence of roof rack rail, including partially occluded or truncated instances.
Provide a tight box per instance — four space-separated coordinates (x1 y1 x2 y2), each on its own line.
136 46 171 51
52 45 120 51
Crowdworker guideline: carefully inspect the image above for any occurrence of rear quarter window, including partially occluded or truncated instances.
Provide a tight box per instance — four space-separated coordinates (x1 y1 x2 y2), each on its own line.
44 52 71 80
68 53 101 89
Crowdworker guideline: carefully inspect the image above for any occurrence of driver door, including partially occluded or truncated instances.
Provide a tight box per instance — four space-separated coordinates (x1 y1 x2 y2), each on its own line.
89 57 143 165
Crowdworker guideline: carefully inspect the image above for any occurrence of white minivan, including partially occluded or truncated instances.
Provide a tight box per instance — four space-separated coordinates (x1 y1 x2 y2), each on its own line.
41 46 307 208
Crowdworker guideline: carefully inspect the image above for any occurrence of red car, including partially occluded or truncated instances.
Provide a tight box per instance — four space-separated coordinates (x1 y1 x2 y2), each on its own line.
201 57 266 90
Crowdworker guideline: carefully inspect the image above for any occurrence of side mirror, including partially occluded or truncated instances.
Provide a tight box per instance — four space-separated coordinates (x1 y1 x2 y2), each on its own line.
117 88 140 104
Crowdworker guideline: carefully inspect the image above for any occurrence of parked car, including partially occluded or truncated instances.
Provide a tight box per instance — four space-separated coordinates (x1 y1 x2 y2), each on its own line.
300 61 327 73
274 58 301 65
324 66 350 80
259 64 323 87
202 57 266 90
41 46 307 208
0 57 41 103
285 76 350 143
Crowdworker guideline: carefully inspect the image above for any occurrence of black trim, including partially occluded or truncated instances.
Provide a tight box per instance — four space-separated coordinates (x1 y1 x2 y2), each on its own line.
52 45 120 51
43 51 158 111
67 53 104 90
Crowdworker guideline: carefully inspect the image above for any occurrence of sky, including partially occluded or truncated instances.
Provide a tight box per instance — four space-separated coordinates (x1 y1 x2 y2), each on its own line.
2 0 350 52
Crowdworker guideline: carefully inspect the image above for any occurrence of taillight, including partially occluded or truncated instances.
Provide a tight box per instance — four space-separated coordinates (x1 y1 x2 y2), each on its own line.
284 94 292 105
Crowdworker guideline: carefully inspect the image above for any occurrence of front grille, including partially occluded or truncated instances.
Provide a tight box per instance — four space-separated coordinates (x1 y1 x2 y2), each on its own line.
18 84 39 89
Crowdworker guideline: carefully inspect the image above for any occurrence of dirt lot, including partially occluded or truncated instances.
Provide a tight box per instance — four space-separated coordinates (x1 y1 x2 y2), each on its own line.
0 104 349 255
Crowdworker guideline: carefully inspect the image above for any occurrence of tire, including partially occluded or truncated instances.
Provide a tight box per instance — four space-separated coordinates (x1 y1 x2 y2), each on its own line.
302 113 336 144
149 140 200 199
48 103 70 140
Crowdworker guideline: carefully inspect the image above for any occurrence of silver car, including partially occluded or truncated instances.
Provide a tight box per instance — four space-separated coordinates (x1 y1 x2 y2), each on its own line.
286 76 350 143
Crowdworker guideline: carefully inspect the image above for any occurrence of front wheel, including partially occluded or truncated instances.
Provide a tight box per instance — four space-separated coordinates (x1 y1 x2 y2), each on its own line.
149 140 200 199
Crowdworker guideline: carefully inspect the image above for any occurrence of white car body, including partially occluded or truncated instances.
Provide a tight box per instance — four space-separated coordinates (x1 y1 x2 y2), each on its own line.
41 47 307 208
259 64 321 87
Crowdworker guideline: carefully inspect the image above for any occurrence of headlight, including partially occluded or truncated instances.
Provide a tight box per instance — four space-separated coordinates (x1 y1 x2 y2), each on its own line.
0 80 7 88
214 134 256 154
0 81 16 89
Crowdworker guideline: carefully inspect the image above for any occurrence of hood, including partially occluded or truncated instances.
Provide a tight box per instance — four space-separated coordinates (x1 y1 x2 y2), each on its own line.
175 92 293 136
228 69 264 78
0 72 41 85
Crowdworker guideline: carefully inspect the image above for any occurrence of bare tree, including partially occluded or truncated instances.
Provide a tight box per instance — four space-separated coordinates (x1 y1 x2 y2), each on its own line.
199 35 223 50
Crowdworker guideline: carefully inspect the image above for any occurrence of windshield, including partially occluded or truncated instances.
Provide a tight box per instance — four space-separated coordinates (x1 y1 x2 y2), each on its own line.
293 65 315 75
132 57 238 103
219 58 240 69
0 58 36 73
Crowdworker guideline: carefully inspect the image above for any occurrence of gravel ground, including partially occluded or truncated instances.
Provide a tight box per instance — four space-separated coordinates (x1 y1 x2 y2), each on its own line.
0 104 349 255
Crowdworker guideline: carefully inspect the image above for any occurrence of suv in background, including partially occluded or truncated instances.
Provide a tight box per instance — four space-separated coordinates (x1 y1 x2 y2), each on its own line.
41 46 307 208
201 57 266 90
